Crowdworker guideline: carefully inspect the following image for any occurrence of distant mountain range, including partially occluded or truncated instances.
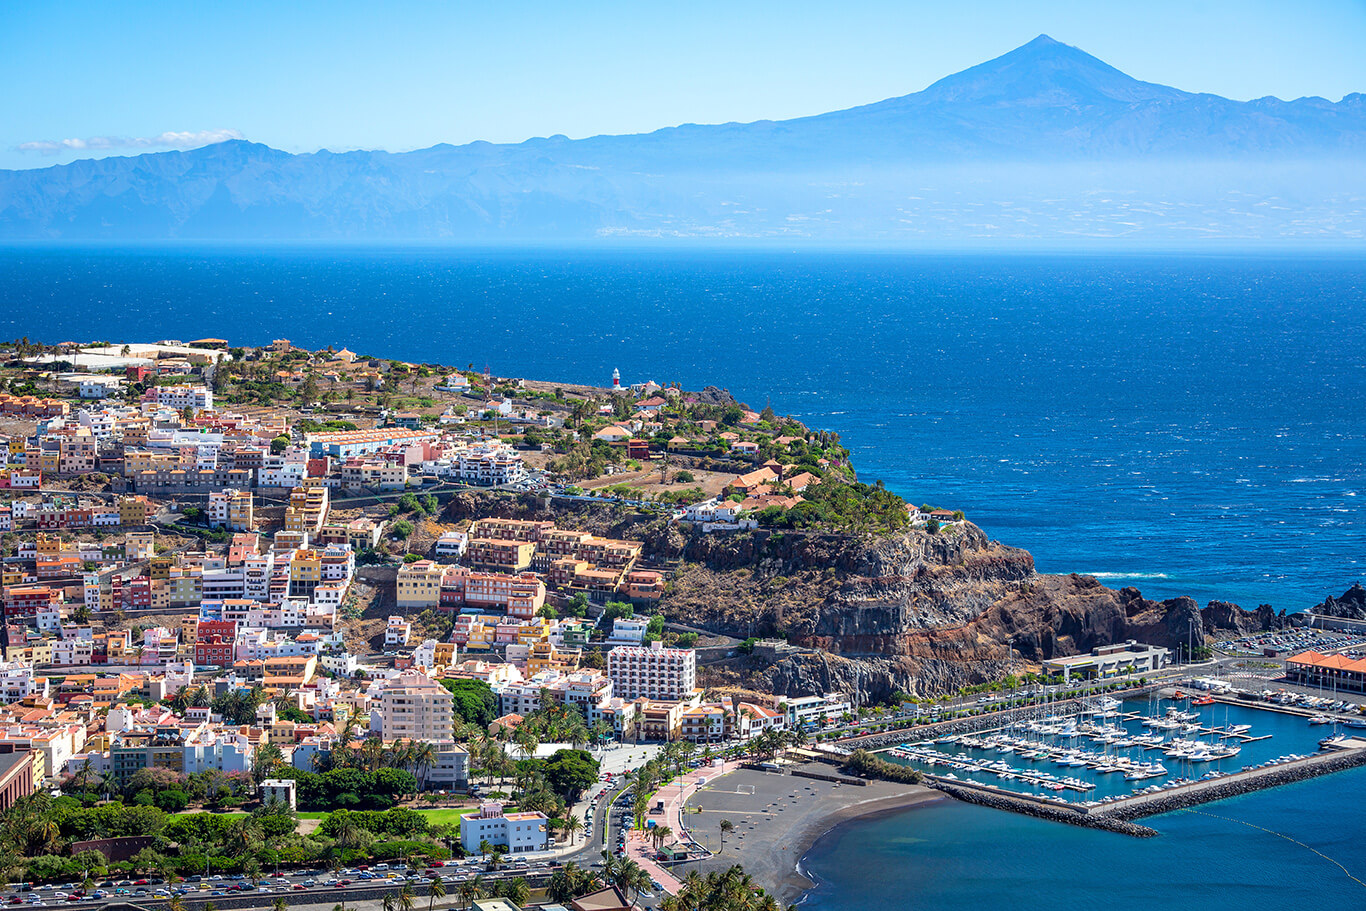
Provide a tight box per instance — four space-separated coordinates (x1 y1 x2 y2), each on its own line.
3 35 1364 244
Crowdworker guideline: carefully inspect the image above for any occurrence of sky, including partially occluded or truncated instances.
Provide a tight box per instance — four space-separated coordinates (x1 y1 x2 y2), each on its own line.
2 0 1365 171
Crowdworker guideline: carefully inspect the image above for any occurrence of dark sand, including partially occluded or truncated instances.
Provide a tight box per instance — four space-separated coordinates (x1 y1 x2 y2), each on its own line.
678 768 943 903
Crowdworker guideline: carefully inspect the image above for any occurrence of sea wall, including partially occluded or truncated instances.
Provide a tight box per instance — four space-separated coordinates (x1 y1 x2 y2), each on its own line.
928 779 1159 837
1099 747 1366 821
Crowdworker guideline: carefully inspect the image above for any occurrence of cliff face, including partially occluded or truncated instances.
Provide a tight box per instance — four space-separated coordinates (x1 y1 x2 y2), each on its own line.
661 522 1293 700
438 493 1298 701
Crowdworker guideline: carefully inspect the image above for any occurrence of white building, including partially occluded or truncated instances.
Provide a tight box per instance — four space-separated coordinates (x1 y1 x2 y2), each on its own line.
434 531 469 560
260 778 297 811
143 384 214 412
182 729 254 776
384 616 412 647
605 617 648 646
0 662 49 702
607 641 696 702
781 693 852 728
460 802 549 854
436 442 528 487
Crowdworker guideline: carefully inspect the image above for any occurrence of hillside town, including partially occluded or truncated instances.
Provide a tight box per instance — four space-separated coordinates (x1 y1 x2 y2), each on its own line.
0 338 875 836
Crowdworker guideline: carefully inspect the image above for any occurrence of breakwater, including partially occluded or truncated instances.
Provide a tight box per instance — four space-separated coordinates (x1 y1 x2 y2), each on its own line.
928 777 1159 837
1099 745 1366 821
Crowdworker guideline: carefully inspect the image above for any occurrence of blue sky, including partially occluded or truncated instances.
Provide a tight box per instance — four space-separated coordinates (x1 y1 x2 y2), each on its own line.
3 0 1365 170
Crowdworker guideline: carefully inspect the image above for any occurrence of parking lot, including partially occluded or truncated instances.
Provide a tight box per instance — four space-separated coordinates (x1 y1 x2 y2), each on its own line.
1214 626 1366 658
6 856 561 909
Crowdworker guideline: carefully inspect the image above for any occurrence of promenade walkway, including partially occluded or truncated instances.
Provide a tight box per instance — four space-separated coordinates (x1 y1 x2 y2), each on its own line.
623 759 744 895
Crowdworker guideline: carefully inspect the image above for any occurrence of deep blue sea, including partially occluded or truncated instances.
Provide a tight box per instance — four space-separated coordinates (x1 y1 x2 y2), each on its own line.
3 245 1364 905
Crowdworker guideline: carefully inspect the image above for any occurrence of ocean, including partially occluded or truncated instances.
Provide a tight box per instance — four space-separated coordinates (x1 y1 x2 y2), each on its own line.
798 765 1366 911
4 245 1364 904
3 245 1362 610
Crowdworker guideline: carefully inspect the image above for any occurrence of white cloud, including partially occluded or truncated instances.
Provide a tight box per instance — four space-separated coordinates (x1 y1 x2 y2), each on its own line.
15 128 245 155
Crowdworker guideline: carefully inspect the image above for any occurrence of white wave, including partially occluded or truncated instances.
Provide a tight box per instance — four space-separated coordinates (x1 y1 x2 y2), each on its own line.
1086 572 1171 581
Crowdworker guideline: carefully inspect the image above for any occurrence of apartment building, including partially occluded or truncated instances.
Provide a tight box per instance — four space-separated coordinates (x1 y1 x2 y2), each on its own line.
439 566 546 618
378 671 454 742
469 518 554 543
207 488 254 531
467 538 536 574
284 482 329 536
607 641 697 702
396 560 446 609
142 384 214 411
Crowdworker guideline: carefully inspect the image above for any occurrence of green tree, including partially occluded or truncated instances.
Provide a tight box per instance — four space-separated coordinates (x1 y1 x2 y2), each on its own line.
440 679 498 727
542 750 600 803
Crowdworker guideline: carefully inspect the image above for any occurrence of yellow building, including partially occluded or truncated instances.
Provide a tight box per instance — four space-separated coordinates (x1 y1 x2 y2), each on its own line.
396 560 445 609
285 482 329 535
124 532 155 561
148 556 174 581
35 534 63 558
166 567 202 606
288 549 322 599
526 641 580 676
117 495 152 526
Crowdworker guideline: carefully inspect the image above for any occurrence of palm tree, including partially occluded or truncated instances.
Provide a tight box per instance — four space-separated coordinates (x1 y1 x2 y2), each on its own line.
166 896 186 911
398 884 416 911
718 818 734 852
562 813 583 845
650 825 672 855
426 875 446 911
501 878 530 908
272 899 288 911
413 741 438 788
382 894 396 911
631 785 650 831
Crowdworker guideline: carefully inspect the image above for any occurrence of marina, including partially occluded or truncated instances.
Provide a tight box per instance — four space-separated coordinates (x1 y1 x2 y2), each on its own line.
878 693 1366 812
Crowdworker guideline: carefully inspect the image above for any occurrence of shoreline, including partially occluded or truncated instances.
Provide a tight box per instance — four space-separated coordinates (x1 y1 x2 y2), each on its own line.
680 769 945 906
786 789 946 904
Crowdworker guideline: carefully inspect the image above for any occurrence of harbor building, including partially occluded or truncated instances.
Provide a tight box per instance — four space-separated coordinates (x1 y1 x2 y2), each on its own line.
1042 640 1171 682
1285 650 1366 694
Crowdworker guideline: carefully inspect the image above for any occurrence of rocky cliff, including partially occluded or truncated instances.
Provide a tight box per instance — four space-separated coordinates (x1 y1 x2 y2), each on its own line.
1312 583 1366 620
659 522 1294 701
437 492 1298 702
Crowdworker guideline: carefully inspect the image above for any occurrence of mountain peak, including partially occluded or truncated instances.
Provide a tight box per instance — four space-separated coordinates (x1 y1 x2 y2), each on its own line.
914 35 1188 106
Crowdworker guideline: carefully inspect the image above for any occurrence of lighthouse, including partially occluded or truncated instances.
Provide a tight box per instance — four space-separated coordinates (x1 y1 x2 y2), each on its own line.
612 368 621 390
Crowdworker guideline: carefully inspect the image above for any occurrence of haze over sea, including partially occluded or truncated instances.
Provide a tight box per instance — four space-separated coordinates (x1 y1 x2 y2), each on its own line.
4 246 1363 612
5 244 1366 903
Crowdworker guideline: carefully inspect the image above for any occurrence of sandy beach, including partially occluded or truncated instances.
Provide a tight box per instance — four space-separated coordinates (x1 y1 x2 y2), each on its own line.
677 766 944 903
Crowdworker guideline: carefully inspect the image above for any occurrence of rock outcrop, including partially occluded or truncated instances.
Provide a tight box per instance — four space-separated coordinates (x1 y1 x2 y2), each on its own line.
660 522 1299 699
435 492 1307 700
1313 583 1366 620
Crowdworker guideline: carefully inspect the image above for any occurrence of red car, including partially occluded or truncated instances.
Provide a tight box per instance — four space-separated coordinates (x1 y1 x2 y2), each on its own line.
293 885 306 891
